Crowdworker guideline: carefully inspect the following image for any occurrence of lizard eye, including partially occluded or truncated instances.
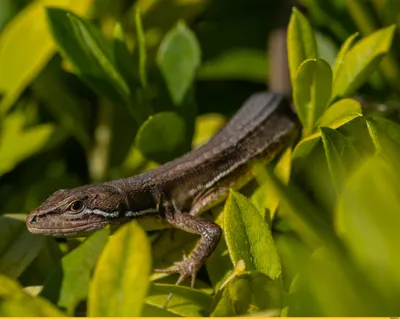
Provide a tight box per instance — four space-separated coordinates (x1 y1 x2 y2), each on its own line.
70 200 85 213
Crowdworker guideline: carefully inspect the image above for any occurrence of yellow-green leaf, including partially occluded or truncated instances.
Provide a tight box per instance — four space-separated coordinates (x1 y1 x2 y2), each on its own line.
293 58 332 135
88 221 151 317
224 190 281 279
144 283 212 317
293 98 362 161
320 127 361 192
332 25 396 100
332 32 359 84
0 0 92 115
0 275 64 316
287 8 318 86
0 112 54 176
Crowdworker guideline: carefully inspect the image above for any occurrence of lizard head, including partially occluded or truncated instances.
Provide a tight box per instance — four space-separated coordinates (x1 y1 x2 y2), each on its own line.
26 184 127 237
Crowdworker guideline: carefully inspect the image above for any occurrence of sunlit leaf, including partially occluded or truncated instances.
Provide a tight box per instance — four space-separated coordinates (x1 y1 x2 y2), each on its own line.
0 0 92 114
366 116 400 152
332 25 396 99
88 221 151 317
287 8 318 85
0 275 65 316
224 190 281 279
293 98 362 161
320 127 361 192
293 58 332 135
332 32 359 84
144 283 212 317
0 112 54 176
211 271 281 316
156 21 201 106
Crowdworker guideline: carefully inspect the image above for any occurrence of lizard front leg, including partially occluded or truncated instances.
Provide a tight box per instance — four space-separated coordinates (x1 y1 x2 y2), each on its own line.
155 202 222 288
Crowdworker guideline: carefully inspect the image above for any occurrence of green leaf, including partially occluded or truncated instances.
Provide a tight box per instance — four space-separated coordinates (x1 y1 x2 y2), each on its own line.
46 8 138 120
211 271 281 316
293 58 332 135
0 275 65 316
287 8 318 85
0 0 92 115
336 156 400 299
293 98 362 161
156 21 201 106
144 283 212 317
40 228 109 315
88 221 151 317
320 127 361 192
366 116 400 152
136 112 188 163
223 190 281 279
0 112 54 176
332 32 359 84
0 215 44 279
332 25 396 99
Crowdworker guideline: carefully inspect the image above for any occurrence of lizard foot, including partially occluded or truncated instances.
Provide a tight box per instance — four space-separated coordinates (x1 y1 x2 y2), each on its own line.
154 254 200 288
154 255 201 308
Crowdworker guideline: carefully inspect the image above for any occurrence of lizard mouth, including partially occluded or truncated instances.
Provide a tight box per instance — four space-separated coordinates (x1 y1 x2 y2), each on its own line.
26 213 128 237
27 221 110 237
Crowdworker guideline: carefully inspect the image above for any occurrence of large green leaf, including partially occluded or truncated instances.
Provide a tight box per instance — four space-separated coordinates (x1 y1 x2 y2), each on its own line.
0 275 64 316
223 190 281 280
320 127 361 192
144 283 212 317
88 221 151 317
0 215 44 279
136 111 188 163
287 8 318 85
293 58 332 135
211 271 281 316
0 0 92 114
40 228 109 315
332 25 396 99
156 21 201 106
0 112 54 176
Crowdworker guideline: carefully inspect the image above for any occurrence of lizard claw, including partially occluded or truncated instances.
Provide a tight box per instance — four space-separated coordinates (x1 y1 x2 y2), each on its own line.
154 256 201 308
154 255 199 287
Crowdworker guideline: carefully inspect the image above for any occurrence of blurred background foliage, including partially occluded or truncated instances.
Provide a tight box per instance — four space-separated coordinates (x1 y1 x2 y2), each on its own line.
2 0 400 316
